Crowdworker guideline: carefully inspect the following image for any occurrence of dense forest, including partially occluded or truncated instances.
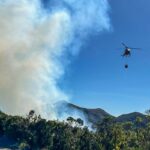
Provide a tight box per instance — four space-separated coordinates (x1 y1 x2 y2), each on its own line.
0 110 150 150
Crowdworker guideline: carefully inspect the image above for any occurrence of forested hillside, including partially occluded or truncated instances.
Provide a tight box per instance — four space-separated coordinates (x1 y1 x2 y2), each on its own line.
0 110 150 150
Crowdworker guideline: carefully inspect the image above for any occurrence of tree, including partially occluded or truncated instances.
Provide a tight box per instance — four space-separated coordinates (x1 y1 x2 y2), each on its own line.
76 118 84 127
145 109 150 122
67 117 76 126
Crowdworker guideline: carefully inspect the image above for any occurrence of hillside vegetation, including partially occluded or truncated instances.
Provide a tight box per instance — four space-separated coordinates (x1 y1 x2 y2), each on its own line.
0 110 150 150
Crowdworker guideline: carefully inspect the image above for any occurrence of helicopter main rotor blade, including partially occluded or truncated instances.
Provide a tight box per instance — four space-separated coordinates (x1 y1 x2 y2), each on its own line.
122 42 128 48
130 48 141 50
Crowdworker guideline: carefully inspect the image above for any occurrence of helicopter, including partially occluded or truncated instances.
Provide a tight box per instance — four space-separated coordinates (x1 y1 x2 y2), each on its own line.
121 43 141 57
121 43 141 68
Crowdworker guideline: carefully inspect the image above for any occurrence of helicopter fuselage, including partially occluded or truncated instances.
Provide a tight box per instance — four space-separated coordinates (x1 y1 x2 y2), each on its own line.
122 48 131 57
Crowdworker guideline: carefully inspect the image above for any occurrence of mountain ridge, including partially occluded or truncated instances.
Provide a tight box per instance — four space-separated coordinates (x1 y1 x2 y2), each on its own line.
64 102 147 124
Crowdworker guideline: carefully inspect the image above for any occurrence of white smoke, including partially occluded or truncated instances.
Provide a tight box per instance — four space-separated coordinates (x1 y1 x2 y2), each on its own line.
0 0 110 119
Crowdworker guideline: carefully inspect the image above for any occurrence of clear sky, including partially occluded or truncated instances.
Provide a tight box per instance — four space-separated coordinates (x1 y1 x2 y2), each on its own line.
60 0 150 116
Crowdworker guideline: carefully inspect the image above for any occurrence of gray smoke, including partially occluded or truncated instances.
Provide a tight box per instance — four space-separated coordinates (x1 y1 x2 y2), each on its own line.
0 0 111 119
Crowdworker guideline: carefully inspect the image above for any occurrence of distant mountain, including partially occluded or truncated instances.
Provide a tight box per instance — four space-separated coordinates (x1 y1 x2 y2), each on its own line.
66 103 111 124
116 112 147 123
55 101 111 124
57 102 147 125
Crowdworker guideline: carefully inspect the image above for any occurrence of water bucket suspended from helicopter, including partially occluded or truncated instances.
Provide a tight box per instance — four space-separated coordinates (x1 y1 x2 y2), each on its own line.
124 64 128 69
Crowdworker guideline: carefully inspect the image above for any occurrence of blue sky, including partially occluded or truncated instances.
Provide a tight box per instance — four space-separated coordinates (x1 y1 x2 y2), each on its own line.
60 0 150 116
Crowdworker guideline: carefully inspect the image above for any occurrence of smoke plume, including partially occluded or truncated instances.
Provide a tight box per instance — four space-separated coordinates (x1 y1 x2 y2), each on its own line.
0 0 110 119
